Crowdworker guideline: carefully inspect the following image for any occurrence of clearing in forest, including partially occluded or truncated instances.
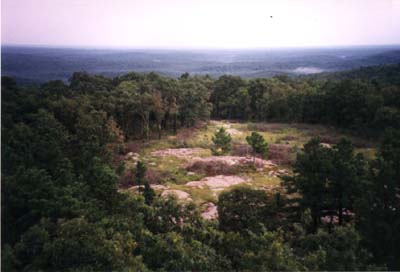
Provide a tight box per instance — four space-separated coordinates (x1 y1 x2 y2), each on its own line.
120 120 376 219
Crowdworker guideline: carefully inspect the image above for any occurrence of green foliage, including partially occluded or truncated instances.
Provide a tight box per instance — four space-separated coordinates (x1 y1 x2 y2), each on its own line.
284 137 333 230
355 129 400 270
216 229 300 270
144 196 202 234
84 157 119 207
2 110 69 175
13 225 50 270
378 128 400 176
210 67 400 134
211 127 232 155
246 131 269 159
211 75 247 119
69 72 113 93
2 66 400 270
4 167 58 244
1 244 15 272
292 225 373 271
330 138 365 225
143 182 155 205
218 187 281 233
135 161 147 188
284 137 365 230
141 231 230 271
46 218 145 271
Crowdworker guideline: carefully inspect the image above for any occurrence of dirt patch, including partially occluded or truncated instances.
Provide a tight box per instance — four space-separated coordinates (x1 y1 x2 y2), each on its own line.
231 143 251 157
145 169 169 184
186 175 249 190
123 158 172 188
268 169 290 178
175 121 207 144
186 160 241 176
280 135 299 141
226 128 242 136
268 144 294 165
161 189 192 201
201 202 218 220
211 121 242 135
187 156 276 176
125 141 143 153
209 120 229 127
119 159 166 188
151 148 206 159
246 123 285 132
196 156 274 167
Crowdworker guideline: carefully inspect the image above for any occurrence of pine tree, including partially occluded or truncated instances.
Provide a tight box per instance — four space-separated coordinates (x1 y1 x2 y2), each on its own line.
329 138 364 225
283 137 333 231
135 161 147 194
144 181 155 205
212 127 232 155
246 131 269 161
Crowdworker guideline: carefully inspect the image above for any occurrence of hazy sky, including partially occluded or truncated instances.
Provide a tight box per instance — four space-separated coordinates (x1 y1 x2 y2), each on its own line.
2 0 400 48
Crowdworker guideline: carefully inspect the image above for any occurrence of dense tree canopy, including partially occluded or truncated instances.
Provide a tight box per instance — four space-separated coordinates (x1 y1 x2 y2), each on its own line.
2 64 400 270
210 65 400 134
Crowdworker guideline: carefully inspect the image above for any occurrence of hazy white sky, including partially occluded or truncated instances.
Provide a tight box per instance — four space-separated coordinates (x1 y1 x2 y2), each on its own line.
2 0 400 48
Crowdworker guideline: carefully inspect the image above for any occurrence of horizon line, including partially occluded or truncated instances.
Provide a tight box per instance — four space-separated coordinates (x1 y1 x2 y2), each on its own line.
3 42 400 51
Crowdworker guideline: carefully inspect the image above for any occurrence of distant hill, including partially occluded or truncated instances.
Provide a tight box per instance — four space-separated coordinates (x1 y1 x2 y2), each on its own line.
2 45 400 84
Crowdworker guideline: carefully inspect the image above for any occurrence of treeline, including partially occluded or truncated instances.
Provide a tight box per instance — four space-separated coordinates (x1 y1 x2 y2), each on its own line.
2 64 400 271
211 65 400 133
3 71 212 140
306 63 400 86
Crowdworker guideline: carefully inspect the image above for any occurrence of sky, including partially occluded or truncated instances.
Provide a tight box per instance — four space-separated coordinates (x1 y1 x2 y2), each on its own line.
2 0 400 49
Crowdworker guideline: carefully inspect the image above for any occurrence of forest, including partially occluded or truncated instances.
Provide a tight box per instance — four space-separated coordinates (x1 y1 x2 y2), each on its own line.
2 63 400 271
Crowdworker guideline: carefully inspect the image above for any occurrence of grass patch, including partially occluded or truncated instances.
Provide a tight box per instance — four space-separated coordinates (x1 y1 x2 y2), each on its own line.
356 148 377 160
246 171 282 188
144 155 204 185
167 183 217 204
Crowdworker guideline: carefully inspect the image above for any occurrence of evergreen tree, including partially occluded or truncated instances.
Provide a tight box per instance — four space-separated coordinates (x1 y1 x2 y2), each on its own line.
218 187 280 233
135 161 147 194
144 182 155 205
246 131 269 160
329 138 365 225
356 130 400 270
211 127 232 155
284 138 333 231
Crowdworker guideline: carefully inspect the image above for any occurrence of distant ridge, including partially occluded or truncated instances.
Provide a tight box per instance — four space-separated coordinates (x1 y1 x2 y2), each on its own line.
2 45 400 84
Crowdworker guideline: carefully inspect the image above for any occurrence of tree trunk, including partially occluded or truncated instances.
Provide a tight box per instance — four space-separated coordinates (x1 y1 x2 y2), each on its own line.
141 114 150 140
158 122 162 139
173 115 177 134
